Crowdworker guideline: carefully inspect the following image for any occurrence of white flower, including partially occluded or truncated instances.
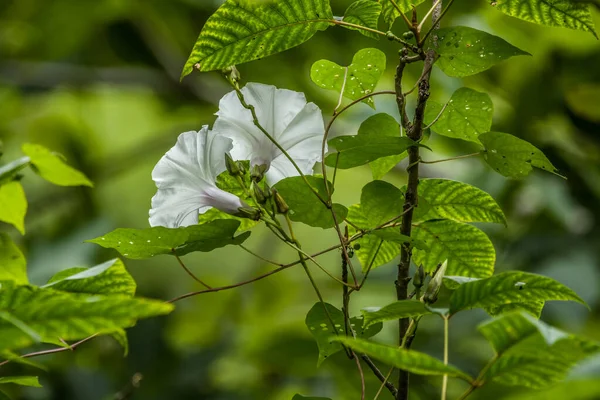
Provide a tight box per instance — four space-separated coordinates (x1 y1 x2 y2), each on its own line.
149 127 245 228
214 83 326 185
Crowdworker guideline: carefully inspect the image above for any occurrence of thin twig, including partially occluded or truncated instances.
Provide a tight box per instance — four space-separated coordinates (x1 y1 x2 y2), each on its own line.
361 355 398 398
374 367 395 400
420 0 456 45
423 101 449 130
441 316 449 400
239 244 285 266
417 0 443 32
174 254 211 289
334 67 349 113
354 352 366 400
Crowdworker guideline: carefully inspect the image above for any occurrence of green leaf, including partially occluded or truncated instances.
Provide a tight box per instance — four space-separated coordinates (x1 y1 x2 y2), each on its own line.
0 157 30 185
0 181 27 234
0 282 173 352
333 337 473 381
110 329 129 357
292 395 331 400
197 207 258 232
412 220 496 278
0 376 41 387
361 181 404 226
491 0 598 39
44 259 135 297
414 179 506 225
87 220 249 259
449 271 586 315
342 0 382 40
424 87 493 143
311 48 386 108
182 0 333 76
305 302 381 366
479 132 562 179
478 312 567 356
485 301 545 318
434 26 530 77
357 113 406 179
325 135 415 169
21 143 92 187
485 334 600 389
347 206 399 271
274 176 347 229
361 300 432 329
381 0 427 28
0 234 27 285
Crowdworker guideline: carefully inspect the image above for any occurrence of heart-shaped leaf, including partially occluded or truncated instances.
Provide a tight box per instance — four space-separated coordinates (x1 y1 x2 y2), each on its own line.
311 48 386 108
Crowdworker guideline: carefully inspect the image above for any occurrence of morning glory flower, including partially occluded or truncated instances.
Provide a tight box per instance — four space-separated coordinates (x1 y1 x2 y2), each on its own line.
149 127 245 228
213 83 326 185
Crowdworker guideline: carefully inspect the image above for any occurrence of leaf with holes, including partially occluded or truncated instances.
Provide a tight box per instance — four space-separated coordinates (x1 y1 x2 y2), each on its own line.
44 259 135 297
0 181 27 234
0 282 173 352
182 0 333 76
87 220 249 259
361 300 432 329
22 143 92 187
480 132 562 178
424 87 493 143
311 48 386 108
380 0 427 28
415 179 506 225
433 26 530 77
342 0 382 40
449 271 586 315
305 302 381 366
333 337 473 381
490 0 598 39
412 220 495 278
357 113 406 179
325 135 416 169
0 234 28 285
274 176 347 229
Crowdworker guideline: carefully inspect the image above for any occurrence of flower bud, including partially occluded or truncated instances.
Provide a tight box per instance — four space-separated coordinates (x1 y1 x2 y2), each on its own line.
235 207 261 221
386 31 396 41
413 265 425 289
251 182 266 204
225 153 240 176
423 260 448 304
402 31 415 40
251 164 268 182
272 189 289 214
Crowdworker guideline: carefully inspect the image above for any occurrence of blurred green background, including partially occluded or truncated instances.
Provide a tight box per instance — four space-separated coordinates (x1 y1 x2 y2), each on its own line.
1 0 600 399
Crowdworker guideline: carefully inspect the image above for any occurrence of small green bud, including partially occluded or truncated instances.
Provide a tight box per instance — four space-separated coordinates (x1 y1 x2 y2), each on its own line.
386 31 396 41
236 161 246 175
413 265 425 289
251 164 268 182
262 182 272 199
402 31 414 40
235 207 261 221
272 189 289 214
251 182 266 204
423 260 448 304
225 153 240 176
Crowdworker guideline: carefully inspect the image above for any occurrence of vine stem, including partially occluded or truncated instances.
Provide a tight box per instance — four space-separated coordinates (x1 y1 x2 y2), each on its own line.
441 316 449 400
174 254 211 289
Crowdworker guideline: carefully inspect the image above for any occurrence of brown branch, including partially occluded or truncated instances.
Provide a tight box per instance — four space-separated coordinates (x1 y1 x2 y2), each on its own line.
174 254 212 289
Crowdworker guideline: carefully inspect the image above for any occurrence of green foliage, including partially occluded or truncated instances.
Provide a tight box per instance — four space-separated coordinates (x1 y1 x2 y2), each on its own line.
356 113 406 179
332 337 473 381
0 234 28 285
414 179 506 224
449 271 586 315
424 87 493 143
342 0 382 40
87 220 249 259
0 157 30 184
182 0 334 76
480 132 562 178
274 176 347 229
0 282 173 352
325 135 415 169
434 26 530 77
380 0 427 28
0 181 27 234
412 220 496 278
0 376 41 387
197 207 258 232
486 301 545 318
361 300 431 328
43 259 136 297
21 143 93 187
305 302 381 366
292 395 331 400
311 48 386 108
491 0 598 38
